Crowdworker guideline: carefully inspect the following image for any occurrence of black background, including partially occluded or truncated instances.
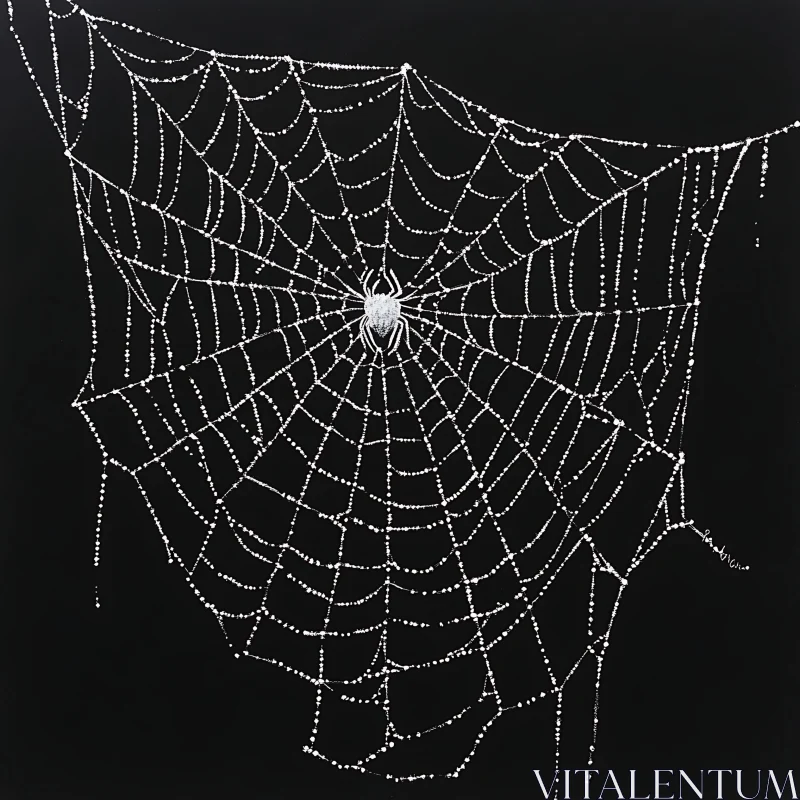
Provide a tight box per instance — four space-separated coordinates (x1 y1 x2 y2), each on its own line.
2 1 799 798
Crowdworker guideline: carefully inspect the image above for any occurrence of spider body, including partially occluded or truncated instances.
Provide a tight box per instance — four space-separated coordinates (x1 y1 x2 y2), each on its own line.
365 294 401 338
357 268 410 354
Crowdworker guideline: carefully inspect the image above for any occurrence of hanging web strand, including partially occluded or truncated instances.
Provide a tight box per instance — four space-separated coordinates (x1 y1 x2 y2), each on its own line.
755 138 771 248
8 0 795 782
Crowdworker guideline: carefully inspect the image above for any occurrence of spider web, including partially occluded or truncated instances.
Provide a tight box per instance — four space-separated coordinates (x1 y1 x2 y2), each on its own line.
9 0 789 782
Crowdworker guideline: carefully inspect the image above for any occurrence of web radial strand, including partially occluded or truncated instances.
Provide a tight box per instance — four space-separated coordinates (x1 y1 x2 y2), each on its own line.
9 0 782 782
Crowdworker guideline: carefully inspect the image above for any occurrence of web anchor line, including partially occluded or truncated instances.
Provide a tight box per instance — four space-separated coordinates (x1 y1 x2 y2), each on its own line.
8 0 783 782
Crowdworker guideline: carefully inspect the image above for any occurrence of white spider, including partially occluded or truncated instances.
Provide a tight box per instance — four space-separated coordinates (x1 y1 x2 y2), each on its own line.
354 268 411 355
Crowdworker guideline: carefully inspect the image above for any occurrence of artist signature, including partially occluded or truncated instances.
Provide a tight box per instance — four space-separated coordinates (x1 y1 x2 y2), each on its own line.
688 524 749 571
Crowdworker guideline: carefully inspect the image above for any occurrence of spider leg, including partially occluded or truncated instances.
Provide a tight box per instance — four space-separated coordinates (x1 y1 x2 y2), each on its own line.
342 289 366 303
399 315 411 350
362 269 374 298
388 268 402 298
388 317 409 355
360 316 376 353
331 272 364 301
386 323 401 355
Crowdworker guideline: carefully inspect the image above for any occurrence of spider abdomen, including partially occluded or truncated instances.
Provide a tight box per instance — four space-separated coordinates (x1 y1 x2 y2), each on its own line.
364 294 401 338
